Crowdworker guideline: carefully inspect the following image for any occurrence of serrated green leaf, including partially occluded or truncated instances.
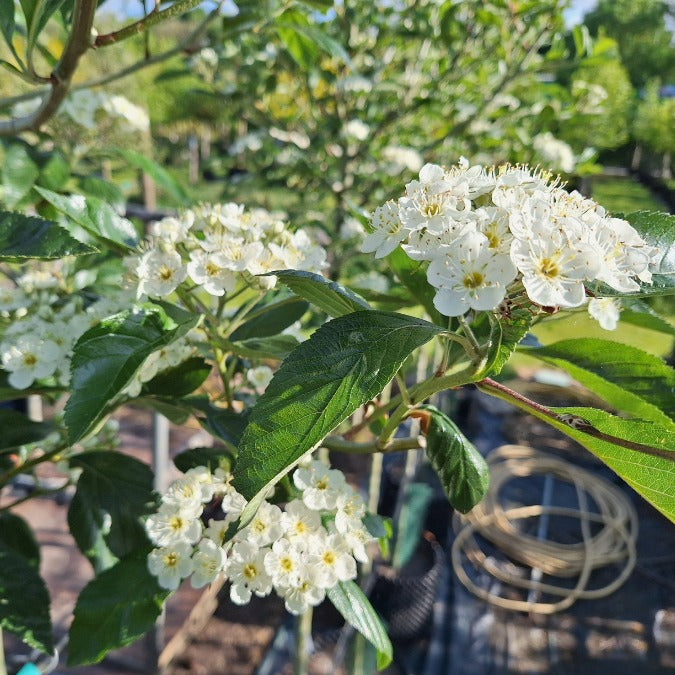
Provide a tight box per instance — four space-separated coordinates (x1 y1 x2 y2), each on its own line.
0 210 96 259
173 446 234 473
65 306 199 444
34 186 138 250
68 451 156 568
0 513 39 569
327 581 392 670
273 269 371 317
230 297 308 341
0 543 53 653
0 408 54 451
523 338 674 424
2 143 39 207
68 552 169 665
420 405 489 512
112 148 189 204
386 247 444 325
78 176 125 210
233 311 443 515
142 357 211 398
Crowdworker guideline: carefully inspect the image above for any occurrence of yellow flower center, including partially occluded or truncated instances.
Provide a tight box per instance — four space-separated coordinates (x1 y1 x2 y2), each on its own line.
280 557 294 572
424 202 441 217
316 478 329 491
243 563 257 579
23 353 37 366
463 271 484 289
539 257 560 278
164 552 178 567
158 265 174 281
322 551 336 566
252 519 267 534
169 516 183 532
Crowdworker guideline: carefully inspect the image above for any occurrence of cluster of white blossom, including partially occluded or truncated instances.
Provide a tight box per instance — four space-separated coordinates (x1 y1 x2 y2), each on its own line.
0 266 133 389
145 457 375 615
363 160 658 324
132 203 326 301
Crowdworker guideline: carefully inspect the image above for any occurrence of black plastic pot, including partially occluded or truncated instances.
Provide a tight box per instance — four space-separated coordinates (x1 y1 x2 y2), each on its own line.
371 535 445 642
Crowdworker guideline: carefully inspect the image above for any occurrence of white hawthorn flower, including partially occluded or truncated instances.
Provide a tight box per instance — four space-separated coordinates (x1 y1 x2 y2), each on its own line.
147 542 194 590
247 365 274 393
187 250 238 296
2 335 61 389
510 231 599 308
145 501 203 547
277 569 326 615
281 500 322 541
191 538 227 588
427 230 517 316
307 532 357 589
294 460 347 511
226 541 273 604
162 475 209 511
343 526 373 564
588 297 621 331
361 201 409 259
237 502 284 547
136 248 187 298
334 490 366 535
264 538 303 587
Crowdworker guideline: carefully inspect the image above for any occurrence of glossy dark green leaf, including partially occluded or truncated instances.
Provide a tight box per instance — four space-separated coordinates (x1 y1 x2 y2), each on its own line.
65 306 199 444
68 451 156 567
0 513 39 569
112 148 189 204
0 408 54 451
392 482 434 568
327 581 392 669
173 446 234 474
273 269 371 317
233 311 443 516
189 398 249 449
229 334 299 360
386 247 444 325
142 357 211 398
0 210 96 259
133 397 192 425
0 543 53 653
34 186 138 251
2 143 39 207
230 297 308 341
78 176 125 210
68 552 169 665
420 405 489 513
523 338 674 424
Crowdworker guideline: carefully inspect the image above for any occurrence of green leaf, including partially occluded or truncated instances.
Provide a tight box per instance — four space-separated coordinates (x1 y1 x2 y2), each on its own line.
0 3 15 49
65 306 199 444
0 513 39 569
0 210 96 259
0 543 53 653
482 307 534 376
189 398 249 448
0 408 54 451
327 581 392 670
276 9 318 71
392 482 434 569
230 297 308 341
273 269 371 317
68 451 156 568
549 407 675 521
362 513 387 539
2 143 39 207
233 311 443 509
112 148 189 205
523 338 675 425
78 176 125 210
34 186 138 251
620 298 675 336
229 334 299 360
173 446 234 473
68 552 169 665
133 397 192 425
386 247 444 325
142 357 211 398
37 151 70 192
420 405 489 513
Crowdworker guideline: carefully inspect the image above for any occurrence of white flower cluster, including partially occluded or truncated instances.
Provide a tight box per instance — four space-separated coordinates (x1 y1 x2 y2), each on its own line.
0 267 133 389
145 457 375 615
363 160 658 318
133 204 326 300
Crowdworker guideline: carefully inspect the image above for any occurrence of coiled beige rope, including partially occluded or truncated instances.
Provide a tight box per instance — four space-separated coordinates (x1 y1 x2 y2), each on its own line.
451 445 638 614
